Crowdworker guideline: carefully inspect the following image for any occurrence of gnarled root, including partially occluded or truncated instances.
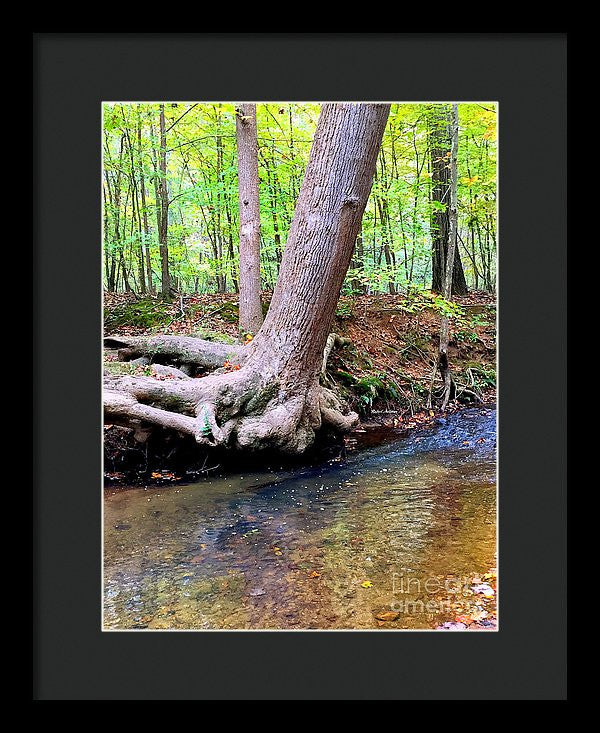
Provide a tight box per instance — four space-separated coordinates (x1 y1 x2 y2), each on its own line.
104 365 358 456
104 332 358 455
104 389 198 437
319 386 359 432
104 334 244 372
320 333 351 385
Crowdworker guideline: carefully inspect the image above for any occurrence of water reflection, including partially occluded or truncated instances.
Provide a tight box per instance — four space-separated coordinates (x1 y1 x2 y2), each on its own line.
104 407 496 629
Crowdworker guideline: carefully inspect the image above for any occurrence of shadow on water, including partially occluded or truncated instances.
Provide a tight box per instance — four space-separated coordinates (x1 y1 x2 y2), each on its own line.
104 407 497 629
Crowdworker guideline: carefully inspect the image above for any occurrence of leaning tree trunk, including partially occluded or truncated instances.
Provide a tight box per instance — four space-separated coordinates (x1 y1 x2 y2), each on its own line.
236 103 264 334
105 103 390 455
430 104 468 296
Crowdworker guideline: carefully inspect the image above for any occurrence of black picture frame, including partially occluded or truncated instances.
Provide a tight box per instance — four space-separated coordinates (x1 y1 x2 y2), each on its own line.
33 32 567 701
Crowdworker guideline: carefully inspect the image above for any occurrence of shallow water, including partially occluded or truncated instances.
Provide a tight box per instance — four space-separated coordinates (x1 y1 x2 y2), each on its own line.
103 407 497 630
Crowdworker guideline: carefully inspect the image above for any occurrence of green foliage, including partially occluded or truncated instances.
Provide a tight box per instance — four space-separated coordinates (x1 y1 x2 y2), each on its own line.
463 363 496 388
453 311 494 343
193 328 237 344
354 374 401 414
335 301 353 319
103 102 496 297
335 369 358 386
197 406 213 436
455 328 479 344
396 285 466 321
104 300 171 329
216 301 239 324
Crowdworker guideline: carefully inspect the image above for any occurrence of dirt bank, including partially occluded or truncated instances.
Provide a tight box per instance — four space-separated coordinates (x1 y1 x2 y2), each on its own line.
103 291 496 484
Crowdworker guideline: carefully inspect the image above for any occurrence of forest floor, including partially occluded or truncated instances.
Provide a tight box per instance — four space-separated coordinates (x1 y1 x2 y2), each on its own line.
103 290 496 482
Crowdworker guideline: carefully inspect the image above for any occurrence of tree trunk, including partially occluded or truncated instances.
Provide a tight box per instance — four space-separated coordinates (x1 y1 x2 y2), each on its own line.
158 105 171 299
438 104 459 409
123 123 146 295
104 103 390 455
429 104 468 296
350 232 365 294
138 113 154 295
224 198 239 293
236 103 264 333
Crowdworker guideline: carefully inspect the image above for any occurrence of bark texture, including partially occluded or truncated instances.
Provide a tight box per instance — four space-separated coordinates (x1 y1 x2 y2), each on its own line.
236 104 264 333
104 103 390 454
430 104 468 296
158 104 171 299
104 335 243 371
438 104 459 409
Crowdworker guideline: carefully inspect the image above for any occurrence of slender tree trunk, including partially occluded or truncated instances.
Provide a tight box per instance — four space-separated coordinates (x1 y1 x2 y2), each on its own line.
138 113 154 295
350 232 365 294
214 107 227 293
158 105 171 299
236 103 264 333
438 104 460 410
261 149 283 263
376 194 395 295
224 198 239 292
114 137 129 292
429 105 468 296
123 123 146 295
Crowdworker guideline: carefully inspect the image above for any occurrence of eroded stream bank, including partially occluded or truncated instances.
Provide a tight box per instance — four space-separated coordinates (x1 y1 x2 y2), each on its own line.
104 406 497 630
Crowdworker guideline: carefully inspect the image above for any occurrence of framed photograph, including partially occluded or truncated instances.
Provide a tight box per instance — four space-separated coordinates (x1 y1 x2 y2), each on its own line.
34 32 567 700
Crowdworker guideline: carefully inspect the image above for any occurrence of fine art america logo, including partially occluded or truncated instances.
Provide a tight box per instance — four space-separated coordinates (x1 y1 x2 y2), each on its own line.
390 572 495 615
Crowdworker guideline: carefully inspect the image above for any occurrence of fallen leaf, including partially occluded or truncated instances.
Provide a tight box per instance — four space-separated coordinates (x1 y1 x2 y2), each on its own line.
361 580 373 588
375 611 400 622
472 583 495 597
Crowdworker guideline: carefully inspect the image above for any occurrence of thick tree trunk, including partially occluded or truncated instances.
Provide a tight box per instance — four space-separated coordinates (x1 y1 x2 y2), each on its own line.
104 103 390 454
236 104 264 334
430 105 468 296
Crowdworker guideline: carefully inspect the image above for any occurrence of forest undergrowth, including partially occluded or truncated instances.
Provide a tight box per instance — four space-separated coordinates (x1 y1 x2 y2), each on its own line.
104 290 496 484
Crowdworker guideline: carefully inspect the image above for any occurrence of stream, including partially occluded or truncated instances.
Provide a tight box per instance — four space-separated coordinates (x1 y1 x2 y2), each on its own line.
103 406 497 630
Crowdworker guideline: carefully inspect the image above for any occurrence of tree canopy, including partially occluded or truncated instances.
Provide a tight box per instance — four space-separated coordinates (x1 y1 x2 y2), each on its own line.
103 102 497 298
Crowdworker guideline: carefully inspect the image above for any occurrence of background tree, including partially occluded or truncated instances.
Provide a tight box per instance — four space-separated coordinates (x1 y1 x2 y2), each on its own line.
102 102 496 297
235 103 264 334
158 104 171 299
429 104 468 296
436 104 460 408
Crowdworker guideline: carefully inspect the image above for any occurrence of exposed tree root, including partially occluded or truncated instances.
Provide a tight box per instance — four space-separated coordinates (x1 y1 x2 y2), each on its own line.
104 334 243 371
104 334 357 455
104 389 198 437
320 386 359 431
320 333 351 385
